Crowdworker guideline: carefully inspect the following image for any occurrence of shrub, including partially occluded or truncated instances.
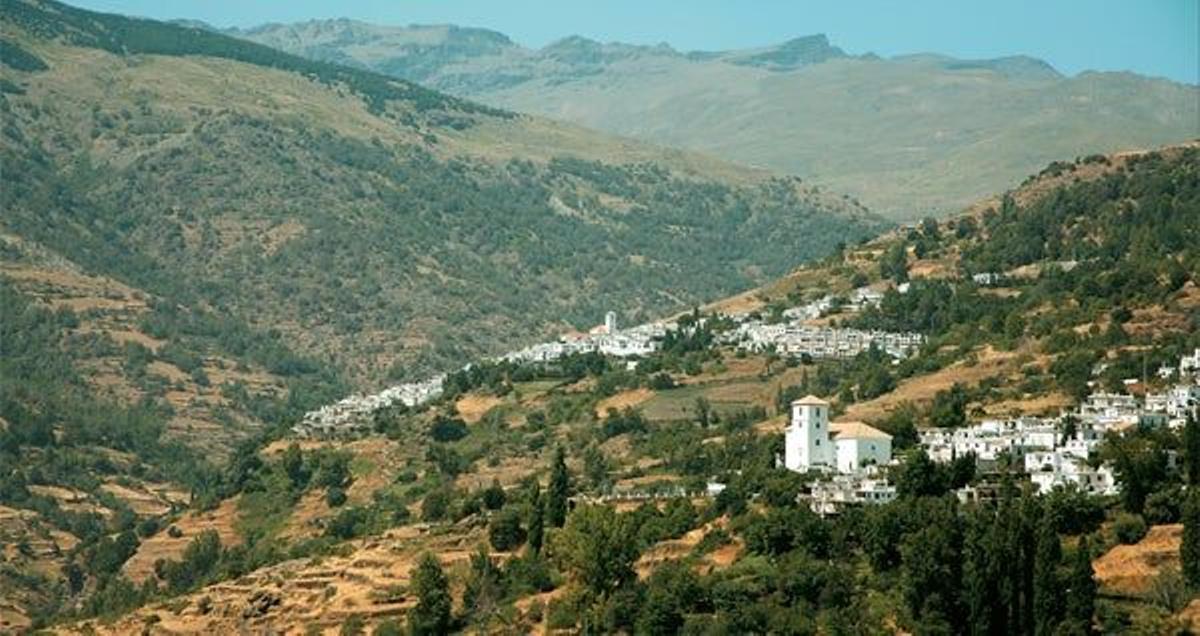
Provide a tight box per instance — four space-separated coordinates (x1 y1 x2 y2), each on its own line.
421 488 451 522
1112 513 1148 545
136 517 161 538
488 508 526 552
339 614 364 636
326 486 348 508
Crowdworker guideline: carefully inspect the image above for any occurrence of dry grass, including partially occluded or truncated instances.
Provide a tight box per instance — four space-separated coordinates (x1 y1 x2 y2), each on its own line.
1093 524 1182 597
455 394 506 424
595 387 656 417
843 345 1023 422
63 523 486 635
980 392 1073 418
124 498 243 583
99 482 176 517
1177 598 1200 633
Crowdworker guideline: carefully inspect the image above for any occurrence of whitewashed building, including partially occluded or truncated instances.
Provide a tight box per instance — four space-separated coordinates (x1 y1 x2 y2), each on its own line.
808 474 897 516
784 396 893 474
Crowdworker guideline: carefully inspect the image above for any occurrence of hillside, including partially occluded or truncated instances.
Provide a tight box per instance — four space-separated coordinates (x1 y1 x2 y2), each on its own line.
0 2 890 628
235 19 1200 219
11 141 1198 632
0 1 884 390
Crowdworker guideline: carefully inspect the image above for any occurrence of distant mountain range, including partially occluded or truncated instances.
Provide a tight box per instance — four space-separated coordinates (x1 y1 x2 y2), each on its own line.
233 20 1200 219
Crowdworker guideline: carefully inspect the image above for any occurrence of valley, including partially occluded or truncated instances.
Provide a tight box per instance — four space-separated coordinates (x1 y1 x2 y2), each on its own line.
1 1 1198 634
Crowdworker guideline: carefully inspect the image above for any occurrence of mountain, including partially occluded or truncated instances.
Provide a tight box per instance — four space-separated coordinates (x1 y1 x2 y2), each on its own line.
0 1 891 627
235 19 1200 220
1 0 884 384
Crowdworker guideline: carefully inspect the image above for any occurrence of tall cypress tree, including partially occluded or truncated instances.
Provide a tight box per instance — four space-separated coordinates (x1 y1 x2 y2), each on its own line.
962 510 998 636
1064 536 1096 636
1183 490 1200 588
1185 411 1200 486
1019 494 1039 635
1032 509 1063 636
527 482 545 554
547 446 570 528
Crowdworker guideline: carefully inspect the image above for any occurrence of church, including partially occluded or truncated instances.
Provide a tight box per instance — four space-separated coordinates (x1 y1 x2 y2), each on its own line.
784 395 893 474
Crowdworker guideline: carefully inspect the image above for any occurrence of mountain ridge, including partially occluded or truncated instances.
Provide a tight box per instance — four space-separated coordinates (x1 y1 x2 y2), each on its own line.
234 18 1199 219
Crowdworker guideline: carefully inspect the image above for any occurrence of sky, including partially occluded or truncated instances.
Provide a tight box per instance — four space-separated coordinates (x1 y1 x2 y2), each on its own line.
67 0 1199 84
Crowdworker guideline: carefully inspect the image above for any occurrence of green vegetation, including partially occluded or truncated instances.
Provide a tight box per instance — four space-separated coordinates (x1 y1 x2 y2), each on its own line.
1 1 884 385
410 553 452 636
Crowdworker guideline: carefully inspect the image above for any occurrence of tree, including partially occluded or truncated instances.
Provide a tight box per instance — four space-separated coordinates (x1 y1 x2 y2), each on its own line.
422 488 451 522
899 499 964 633
527 483 545 554
962 511 999 636
880 241 909 283
637 562 700 635
429 414 469 443
1185 411 1200 486
1183 491 1200 588
921 216 940 241
159 529 222 593
339 615 364 636
481 479 506 511
488 508 526 552
1063 536 1096 635
1032 510 1063 636
547 447 570 528
583 444 609 490
929 383 969 429
694 397 712 428
281 443 309 490
409 553 452 636
553 505 638 598
462 545 504 623
895 449 948 498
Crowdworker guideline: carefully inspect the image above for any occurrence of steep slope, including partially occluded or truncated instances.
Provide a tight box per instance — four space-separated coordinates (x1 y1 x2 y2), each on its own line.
237 19 1200 220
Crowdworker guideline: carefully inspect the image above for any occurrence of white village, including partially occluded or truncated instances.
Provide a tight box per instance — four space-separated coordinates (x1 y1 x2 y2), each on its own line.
294 288 1200 517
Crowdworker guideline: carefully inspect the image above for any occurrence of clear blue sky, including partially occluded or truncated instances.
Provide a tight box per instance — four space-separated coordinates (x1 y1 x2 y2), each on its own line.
66 0 1199 84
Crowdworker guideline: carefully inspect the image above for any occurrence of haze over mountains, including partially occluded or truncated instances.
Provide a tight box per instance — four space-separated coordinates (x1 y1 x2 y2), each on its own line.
235 19 1200 219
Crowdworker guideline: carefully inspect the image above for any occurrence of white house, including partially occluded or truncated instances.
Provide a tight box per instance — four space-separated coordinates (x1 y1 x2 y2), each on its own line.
1181 348 1200 379
830 421 893 473
808 474 897 516
784 396 892 474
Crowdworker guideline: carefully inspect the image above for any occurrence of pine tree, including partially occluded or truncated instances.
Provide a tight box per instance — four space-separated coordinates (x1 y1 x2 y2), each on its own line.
1183 490 1200 588
1032 509 1063 636
527 483 544 554
1063 536 1096 636
547 446 570 528
409 553 451 636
